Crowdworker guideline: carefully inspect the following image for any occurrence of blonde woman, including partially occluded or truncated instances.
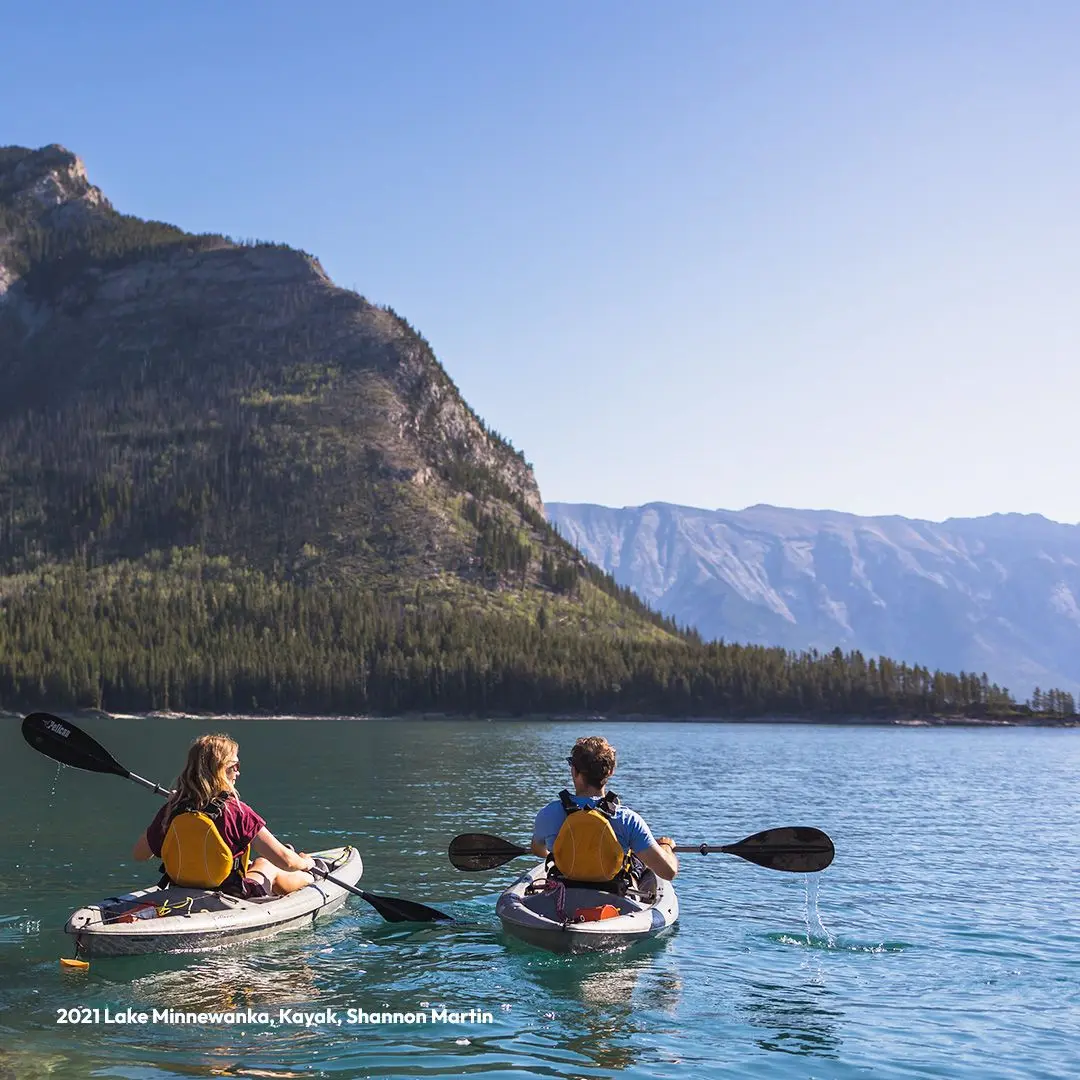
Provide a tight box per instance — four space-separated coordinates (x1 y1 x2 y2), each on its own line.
132 733 316 897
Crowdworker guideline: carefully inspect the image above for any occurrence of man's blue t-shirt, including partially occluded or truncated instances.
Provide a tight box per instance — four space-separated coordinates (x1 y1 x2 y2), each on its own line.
532 794 656 854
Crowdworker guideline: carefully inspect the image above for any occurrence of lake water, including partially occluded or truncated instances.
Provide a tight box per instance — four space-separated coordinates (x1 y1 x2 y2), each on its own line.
1 717 1077 1079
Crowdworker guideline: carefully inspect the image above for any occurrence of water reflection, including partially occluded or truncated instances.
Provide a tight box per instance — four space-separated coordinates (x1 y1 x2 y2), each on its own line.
509 942 683 1073
0 1049 70 1079
739 975 844 1058
130 950 322 1011
0 914 39 943
90 949 330 1078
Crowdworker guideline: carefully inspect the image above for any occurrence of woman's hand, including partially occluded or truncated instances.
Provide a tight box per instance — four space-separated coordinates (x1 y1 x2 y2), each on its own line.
254 828 316 872
283 842 315 872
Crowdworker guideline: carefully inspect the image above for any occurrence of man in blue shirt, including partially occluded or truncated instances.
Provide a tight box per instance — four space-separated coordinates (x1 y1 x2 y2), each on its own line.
531 736 679 882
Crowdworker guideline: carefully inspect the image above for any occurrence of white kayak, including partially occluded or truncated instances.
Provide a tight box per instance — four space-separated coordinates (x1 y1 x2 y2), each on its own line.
496 862 679 953
65 845 362 958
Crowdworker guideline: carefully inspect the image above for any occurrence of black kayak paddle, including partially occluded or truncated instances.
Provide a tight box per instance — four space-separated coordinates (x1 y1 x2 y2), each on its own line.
21 712 451 924
306 865 453 923
449 826 835 874
21 711 174 795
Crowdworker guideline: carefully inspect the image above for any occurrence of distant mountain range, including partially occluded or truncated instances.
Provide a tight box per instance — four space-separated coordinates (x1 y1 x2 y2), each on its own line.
547 502 1080 698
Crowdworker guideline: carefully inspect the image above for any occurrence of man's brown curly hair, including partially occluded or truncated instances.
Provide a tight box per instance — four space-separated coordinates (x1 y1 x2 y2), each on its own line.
570 736 617 788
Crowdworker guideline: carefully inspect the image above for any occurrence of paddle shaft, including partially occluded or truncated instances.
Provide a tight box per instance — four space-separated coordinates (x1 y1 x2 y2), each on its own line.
449 826 835 873
129 772 174 797
674 843 832 855
309 867 372 900
459 841 832 858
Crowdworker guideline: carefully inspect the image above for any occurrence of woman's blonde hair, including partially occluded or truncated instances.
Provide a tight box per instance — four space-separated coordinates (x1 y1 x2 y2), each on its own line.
165 733 238 814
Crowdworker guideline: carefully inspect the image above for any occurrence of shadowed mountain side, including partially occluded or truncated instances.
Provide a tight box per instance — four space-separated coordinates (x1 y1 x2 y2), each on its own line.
547 502 1080 698
0 144 591 596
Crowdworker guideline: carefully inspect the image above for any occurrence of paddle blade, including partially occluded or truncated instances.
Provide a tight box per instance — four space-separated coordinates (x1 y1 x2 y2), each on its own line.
722 827 835 873
359 890 453 924
448 833 527 871
21 713 129 778
310 868 453 923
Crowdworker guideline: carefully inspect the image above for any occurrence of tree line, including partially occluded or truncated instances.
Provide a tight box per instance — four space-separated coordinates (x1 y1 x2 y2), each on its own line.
0 557 1068 719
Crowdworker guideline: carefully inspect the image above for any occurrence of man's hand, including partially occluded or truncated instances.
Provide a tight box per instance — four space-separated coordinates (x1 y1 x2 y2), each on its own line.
657 836 676 850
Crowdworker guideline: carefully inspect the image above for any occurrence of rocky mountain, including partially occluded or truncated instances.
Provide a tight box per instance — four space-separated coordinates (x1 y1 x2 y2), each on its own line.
0 145 1064 718
546 501 1080 698
0 144 657 627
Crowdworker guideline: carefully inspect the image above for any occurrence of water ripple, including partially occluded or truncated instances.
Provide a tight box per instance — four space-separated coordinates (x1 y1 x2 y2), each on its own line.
1 718 1077 1078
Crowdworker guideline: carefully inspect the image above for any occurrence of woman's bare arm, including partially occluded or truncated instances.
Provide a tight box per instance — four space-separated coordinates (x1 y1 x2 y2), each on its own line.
251 827 315 871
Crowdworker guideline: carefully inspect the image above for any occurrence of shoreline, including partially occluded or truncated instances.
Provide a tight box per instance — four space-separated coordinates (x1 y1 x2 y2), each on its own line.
5 709 1076 728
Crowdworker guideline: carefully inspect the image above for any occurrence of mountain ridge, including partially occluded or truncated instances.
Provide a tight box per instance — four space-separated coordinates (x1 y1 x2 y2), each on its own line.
0 144 563 589
547 500 1080 698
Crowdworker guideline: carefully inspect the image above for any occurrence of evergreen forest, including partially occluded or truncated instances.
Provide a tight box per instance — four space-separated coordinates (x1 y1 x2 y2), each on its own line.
0 554 1071 720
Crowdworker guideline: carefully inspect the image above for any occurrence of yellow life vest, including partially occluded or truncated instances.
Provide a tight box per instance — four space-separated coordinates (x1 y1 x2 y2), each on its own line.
551 790 629 883
160 800 250 889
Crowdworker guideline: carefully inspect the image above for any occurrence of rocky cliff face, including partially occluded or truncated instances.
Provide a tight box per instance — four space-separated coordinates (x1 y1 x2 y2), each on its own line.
547 501 1080 697
0 145 547 586
0 146 107 292
0 143 109 219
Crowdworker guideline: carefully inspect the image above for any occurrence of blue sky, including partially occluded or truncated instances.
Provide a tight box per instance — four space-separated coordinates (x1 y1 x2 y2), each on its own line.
5 1 1080 522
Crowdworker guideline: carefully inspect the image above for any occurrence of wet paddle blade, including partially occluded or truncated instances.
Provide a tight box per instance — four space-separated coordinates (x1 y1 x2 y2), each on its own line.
358 890 453 924
310 867 453 923
721 826 835 873
21 713 129 778
448 833 528 871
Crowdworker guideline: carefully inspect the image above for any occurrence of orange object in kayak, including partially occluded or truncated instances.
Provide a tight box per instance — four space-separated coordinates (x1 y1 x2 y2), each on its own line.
573 904 620 922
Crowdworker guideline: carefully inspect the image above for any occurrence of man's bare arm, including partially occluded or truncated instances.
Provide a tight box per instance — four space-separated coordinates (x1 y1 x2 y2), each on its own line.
637 837 679 881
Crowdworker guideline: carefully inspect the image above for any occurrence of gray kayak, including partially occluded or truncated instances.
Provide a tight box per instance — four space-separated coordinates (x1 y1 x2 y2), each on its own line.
65 845 362 958
496 862 679 953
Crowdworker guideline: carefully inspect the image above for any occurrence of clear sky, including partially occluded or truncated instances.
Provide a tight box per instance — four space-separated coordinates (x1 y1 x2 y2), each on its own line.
5 1 1080 522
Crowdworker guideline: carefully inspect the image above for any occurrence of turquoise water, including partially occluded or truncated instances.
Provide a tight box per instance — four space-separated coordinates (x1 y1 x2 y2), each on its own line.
1 718 1077 1079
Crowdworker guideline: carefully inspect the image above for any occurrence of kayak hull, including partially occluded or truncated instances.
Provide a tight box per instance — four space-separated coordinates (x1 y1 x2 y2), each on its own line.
64 846 362 958
496 862 678 953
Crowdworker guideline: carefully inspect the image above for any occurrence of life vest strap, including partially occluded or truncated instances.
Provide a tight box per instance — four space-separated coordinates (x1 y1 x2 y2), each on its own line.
557 789 621 817
543 855 636 895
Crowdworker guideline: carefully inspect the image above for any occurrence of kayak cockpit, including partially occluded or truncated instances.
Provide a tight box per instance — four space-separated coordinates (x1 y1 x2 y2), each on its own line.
65 845 362 958
496 862 679 952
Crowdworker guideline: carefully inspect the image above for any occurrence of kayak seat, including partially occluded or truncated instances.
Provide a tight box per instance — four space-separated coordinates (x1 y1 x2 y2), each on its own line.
518 888 637 921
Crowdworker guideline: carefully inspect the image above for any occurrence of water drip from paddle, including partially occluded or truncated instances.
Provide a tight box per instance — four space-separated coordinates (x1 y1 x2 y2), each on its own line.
802 873 835 947
8 763 63 941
